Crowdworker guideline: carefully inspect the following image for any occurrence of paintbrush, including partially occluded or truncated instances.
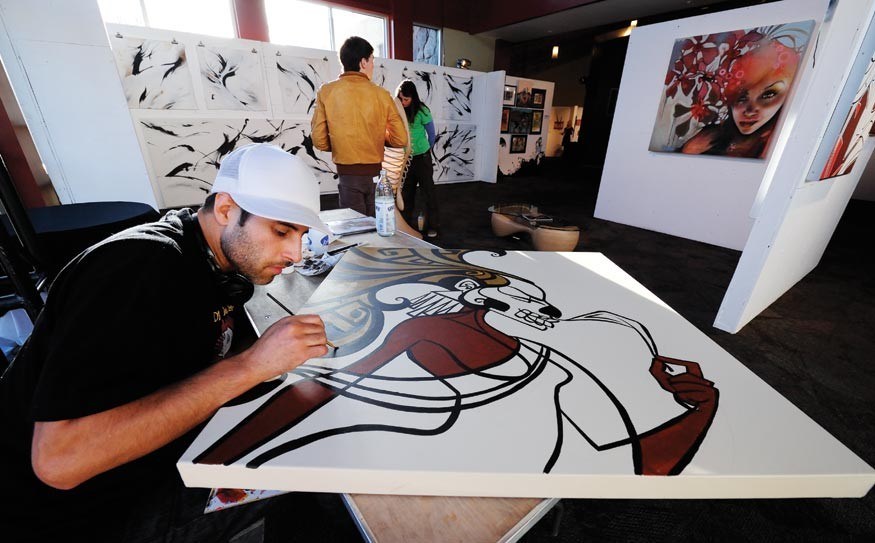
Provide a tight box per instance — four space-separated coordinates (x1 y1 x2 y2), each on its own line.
266 292 337 349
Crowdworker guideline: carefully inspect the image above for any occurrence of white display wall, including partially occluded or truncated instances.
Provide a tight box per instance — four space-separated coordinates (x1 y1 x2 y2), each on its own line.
108 24 501 209
593 0 827 251
715 0 875 332
499 76 555 176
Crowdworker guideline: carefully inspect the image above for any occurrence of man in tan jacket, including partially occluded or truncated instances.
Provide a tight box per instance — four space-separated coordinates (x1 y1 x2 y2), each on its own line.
311 36 408 216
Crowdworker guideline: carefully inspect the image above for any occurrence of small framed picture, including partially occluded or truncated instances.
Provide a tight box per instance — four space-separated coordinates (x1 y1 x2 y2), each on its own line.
531 88 546 109
509 109 532 134
530 110 543 134
501 107 511 133
503 85 516 105
510 134 527 153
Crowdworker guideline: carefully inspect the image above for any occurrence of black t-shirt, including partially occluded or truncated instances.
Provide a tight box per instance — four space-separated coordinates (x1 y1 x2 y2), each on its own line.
0 209 253 541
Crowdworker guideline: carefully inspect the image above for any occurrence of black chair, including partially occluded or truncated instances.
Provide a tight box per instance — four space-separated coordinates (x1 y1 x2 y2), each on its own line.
0 154 160 325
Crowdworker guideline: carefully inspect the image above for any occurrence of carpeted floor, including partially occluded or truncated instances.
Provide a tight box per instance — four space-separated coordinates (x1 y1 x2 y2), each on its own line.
318 159 874 542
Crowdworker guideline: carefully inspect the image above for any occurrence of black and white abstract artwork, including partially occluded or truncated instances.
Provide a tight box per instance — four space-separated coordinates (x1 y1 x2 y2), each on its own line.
111 36 196 110
432 124 476 181
371 63 390 89
402 66 436 108
442 73 473 121
197 45 268 111
140 118 335 206
276 54 330 116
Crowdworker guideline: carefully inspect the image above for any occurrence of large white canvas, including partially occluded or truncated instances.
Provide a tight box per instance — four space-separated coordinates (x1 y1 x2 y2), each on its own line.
442 73 473 121
179 249 874 498
197 44 267 111
111 36 196 110
275 52 330 116
432 123 476 181
139 118 335 207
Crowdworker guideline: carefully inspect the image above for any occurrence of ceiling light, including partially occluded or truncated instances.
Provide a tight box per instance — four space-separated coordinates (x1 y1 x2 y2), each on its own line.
551 45 559 59
631 20 638 27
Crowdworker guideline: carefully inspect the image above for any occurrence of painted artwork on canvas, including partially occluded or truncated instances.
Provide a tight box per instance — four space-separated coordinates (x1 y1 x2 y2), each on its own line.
371 62 390 89
111 36 196 109
275 53 330 116
432 124 476 181
197 45 268 111
179 249 874 498
442 73 473 121
139 118 335 206
814 19 875 180
401 66 436 107
649 21 815 158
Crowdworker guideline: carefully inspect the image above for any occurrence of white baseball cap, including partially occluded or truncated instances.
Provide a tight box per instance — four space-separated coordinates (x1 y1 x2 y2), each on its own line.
210 144 331 234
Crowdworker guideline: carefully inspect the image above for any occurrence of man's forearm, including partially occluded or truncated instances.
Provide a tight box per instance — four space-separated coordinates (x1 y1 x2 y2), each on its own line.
31 353 259 489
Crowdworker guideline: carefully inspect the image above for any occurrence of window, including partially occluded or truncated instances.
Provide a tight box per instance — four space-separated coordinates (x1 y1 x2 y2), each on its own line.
97 0 235 39
413 25 441 66
266 0 387 57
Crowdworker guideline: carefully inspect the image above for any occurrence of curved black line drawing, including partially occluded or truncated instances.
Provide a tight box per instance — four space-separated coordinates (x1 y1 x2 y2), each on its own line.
194 249 719 478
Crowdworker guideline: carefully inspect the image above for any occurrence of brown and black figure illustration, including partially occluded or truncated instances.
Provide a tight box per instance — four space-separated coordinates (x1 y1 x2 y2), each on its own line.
194 248 718 479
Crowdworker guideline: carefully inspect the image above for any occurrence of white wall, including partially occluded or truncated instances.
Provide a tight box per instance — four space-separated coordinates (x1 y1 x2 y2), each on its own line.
715 0 875 333
594 0 827 250
0 0 157 207
474 70 505 183
442 28 495 72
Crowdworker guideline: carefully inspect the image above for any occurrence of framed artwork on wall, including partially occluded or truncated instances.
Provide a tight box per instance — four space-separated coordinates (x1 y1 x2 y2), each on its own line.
510 134 527 153
503 85 516 105
531 88 546 109
530 110 543 134
509 109 532 134
648 20 815 158
515 79 534 107
501 108 511 133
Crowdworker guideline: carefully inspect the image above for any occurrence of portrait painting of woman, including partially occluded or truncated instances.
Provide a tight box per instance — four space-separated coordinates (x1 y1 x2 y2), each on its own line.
649 21 815 159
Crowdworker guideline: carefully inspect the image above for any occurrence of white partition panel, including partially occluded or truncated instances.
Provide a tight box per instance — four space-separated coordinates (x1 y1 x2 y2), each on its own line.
107 24 501 207
0 0 157 207
715 0 875 332
594 0 827 250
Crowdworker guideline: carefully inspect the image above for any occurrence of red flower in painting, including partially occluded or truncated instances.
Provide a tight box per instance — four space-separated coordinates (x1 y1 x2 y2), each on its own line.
690 101 718 124
663 29 772 126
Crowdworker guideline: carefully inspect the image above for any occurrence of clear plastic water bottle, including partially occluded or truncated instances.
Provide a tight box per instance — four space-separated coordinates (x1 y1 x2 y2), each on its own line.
375 169 395 237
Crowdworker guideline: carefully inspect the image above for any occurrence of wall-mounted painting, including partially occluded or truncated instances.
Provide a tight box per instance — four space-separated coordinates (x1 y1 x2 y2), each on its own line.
510 134 527 153
442 73 473 121
515 79 534 108
531 88 546 110
197 44 268 111
503 84 516 105
139 117 335 206
509 109 532 134
531 110 543 134
111 36 196 110
649 20 815 158
810 17 875 181
401 66 437 108
275 53 330 116
431 124 476 181
501 108 511 133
